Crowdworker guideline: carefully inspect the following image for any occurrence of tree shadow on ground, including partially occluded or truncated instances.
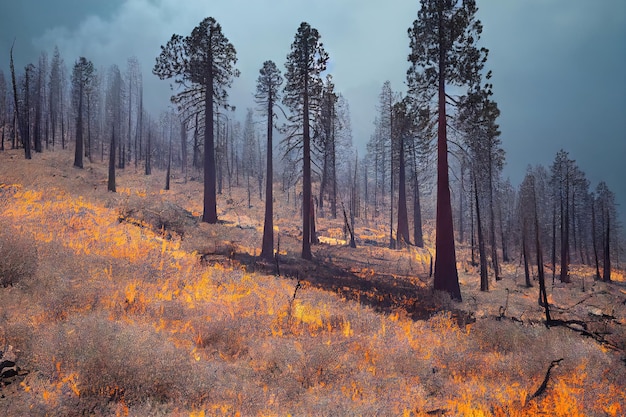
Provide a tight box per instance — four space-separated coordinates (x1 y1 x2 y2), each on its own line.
204 237 474 327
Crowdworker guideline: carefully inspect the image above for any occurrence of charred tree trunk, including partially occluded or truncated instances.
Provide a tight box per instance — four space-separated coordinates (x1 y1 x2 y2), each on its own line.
145 129 151 175
413 170 424 248
302 75 312 260
10 44 31 159
474 174 488 292
560 177 571 283
397 134 410 246
592 201 600 280
181 121 188 182
551 202 557 283
488 163 500 281
603 213 611 282
260 94 275 260
522 219 532 287
533 180 551 324
202 69 218 223
433 54 461 299
73 82 84 168
165 131 172 191
108 125 116 192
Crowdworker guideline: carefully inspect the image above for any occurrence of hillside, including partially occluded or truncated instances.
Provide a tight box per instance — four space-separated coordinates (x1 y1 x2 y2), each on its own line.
1 148 625 416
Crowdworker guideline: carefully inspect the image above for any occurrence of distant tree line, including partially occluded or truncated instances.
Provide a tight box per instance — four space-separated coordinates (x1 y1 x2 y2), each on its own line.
2 1 621 302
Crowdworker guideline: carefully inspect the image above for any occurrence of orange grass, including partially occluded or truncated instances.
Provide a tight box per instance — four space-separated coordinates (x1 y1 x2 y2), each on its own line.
0 152 624 416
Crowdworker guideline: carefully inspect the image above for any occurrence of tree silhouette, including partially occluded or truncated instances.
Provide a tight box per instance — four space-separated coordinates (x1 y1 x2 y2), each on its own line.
256 60 283 261
283 22 328 260
71 57 95 169
154 17 239 223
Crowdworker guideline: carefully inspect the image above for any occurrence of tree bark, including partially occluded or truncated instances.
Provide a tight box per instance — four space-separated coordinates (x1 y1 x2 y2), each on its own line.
397 134 410 246
302 70 312 260
433 10 461 301
592 201 600 280
474 174 488 291
260 93 274 260
73 82 83 168
603 213 611 282
202 61 218 223
108 125 116 192
522 219 532 287
413 169 424 248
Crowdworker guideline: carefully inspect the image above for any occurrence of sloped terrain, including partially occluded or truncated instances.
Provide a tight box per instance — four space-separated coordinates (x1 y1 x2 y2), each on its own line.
1 148 625 416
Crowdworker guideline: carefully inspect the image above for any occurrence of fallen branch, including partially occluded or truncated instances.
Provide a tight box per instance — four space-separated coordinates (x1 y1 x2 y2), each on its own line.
528 358 564 401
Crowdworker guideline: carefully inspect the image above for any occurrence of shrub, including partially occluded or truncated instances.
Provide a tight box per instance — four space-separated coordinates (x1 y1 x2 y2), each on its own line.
0 223 37 287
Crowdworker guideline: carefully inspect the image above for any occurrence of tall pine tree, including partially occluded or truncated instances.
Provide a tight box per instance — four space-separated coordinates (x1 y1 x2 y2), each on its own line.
154 17 239 223
256 60 283 261
283 22 328 260
407 0 487 301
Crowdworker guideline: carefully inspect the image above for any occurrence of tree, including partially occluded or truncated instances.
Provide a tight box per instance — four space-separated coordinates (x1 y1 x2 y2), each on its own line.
33 52 47 153
10 42 30 159
154 17 239 224
393 98 413 247
71 57 95 169
21 64 34 156
407 0 488 301
242 108 257 207
106 64 123 166
318 74 338 218
256 60 283 261
458 80 504 289
283 22 329 260
48 46 64 149
595 182 618 282
550 149 580 283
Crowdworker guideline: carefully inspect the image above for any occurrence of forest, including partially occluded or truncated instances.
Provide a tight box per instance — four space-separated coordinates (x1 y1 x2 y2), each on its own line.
1 0 625 416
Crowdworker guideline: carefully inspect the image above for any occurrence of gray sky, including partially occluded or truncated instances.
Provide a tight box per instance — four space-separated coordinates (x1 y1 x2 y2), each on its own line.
2 0 625 226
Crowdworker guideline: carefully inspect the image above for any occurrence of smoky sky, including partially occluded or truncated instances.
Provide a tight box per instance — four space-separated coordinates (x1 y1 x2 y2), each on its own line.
2 0 625 227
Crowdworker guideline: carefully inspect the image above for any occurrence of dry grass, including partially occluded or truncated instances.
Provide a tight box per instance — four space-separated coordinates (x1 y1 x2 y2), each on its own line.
0 219 37 287
0 148 625 416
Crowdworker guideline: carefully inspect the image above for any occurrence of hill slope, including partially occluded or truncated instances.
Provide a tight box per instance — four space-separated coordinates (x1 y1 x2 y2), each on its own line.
1 148 625 416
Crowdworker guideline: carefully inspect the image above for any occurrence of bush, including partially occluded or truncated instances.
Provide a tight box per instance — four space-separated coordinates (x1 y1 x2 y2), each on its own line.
0 223 37 287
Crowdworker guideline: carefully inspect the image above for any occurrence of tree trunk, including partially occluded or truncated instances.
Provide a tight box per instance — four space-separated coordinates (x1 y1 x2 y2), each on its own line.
331 119 337 219
551 202 557 283
592 201 600 280
165 131 172 191
74 82 83 168
413 168 424 248
11 44 31 159
181 121 187 182
202 67 218 223
560 175 571 283
522 219 532 287
397 134 410 246
533 179 551 323
474 174 488 292
301 74 312 260
603 213 611 282
488 161 500 280
108 125 116 192
499 200 509 262
459 158 465 243
433 13 461 301
145 129 151 175
260 95 274 260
